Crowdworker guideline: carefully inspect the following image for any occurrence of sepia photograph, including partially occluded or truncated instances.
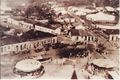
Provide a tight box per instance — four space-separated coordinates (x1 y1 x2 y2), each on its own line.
0 0 119 80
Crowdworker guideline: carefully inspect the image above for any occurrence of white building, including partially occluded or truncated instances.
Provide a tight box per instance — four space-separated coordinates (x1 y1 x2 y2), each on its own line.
86 12 116 23
56 18 76 24
69 29 96 43
75 25 85 30
103 29 119 42
96 7 105 12
80 8 97 14
105 6 115 12
96 6 115 12
116 7 120 11
74 11 86 16
5 17 33 32
96 24 120 29
35 24 62 35
0 37 58 55
4 17 62 35
68 6 80 12
105 29 120 42
51 5 68 15
109 34 120 41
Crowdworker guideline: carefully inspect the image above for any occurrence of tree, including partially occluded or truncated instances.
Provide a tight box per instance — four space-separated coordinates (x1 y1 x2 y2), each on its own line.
96 43 106 54
109 0 119 7
88 0 119 7
24 1 56 20
86 43 95 53
88 0 98 8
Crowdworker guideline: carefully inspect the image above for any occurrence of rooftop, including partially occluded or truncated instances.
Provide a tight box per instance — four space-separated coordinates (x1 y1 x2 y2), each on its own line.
86 12 115 22
20 30 56 41
70 29 80 36
11 16 63 30
35 21 63 30
15 59 42 72
70 29 93 36
0 30 56 46
0 36 20 46
104 29 120 35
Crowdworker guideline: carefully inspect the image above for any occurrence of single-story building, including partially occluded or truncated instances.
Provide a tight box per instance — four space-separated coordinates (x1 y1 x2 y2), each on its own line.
86 12 116 24
68 29 96 43
103 29 120 41
0 37 58 55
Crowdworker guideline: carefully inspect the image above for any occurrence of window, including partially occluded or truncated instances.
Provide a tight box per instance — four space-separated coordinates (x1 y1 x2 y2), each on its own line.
47 39 51 43
16 45 19 51
37 42 39 47
91 37 94 40
24 44 26 49
85 36 87 40
44 41 46 44
0 47 3 52
81 36 83 38
8 46 10 49
88 36 90 41
52 39 56 43
112 36 114 41
34 43 36 48
29 26 32 29
29 44 31 49
39 43 42 46
4 47 6 51
41 41 44 45
20 45 22 50
116 36 119 41
76 36 79 40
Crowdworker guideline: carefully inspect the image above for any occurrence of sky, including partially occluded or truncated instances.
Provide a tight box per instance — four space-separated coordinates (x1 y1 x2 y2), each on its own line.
1 0 88 7
1 0 29 8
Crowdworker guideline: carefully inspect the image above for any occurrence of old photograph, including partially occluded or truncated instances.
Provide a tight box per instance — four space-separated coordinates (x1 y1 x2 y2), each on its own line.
0 0 119 79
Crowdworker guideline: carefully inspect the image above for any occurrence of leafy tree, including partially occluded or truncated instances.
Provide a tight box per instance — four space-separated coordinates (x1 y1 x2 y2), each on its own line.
96 43 106 54
88 0 98 8
24 1 56 20
88 0 119 7
109 0 119 7
86 43 95 53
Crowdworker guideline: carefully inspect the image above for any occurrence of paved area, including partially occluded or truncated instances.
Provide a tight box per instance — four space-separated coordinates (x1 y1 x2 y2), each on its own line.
1 47 119 79
0 3 119 79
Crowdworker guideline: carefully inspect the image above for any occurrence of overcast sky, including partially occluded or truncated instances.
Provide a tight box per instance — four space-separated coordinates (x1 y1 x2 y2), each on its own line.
1 0 89 8
1 0 29 7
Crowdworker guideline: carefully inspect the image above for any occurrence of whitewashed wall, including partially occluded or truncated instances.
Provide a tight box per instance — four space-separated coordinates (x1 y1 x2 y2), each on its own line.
0 37 58 55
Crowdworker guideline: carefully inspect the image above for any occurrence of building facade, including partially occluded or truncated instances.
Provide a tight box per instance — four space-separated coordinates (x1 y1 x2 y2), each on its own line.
109 34 120 41
4 17 61 35
69 29 96 43
0 37 58 55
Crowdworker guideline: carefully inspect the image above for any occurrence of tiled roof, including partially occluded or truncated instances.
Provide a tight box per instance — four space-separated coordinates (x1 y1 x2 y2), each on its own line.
104 29 120 35
70 29 79 36
35 21 63 30
11 17 62 30
70 29 93 36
